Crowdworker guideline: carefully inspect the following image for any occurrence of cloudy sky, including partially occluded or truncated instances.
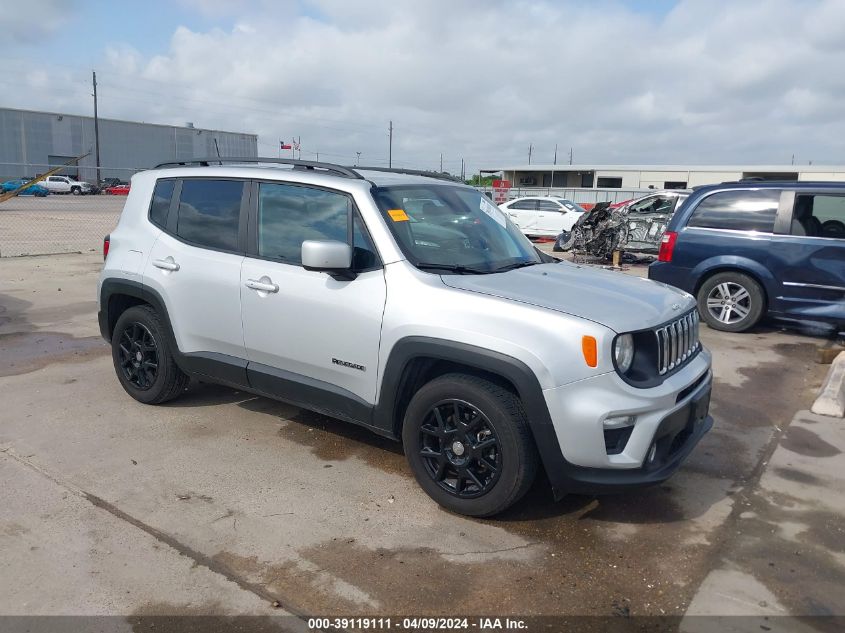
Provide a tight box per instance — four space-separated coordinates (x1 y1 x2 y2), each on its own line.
1 0 843 174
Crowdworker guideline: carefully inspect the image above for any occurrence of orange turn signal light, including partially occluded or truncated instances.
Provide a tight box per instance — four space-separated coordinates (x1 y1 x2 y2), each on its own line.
582 336 598 368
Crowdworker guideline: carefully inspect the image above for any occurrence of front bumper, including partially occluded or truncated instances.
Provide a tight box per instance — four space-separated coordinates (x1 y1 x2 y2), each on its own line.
540 349 713 497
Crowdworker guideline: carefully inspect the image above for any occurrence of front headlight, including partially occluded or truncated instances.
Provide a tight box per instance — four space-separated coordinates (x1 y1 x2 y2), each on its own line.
614 333 635 373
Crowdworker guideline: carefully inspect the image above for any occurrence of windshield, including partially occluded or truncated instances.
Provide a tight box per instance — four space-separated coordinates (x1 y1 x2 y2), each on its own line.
373 184 542 273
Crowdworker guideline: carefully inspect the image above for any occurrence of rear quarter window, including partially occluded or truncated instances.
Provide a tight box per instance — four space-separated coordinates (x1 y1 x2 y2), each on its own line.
687 190 780 232
149 179 175 228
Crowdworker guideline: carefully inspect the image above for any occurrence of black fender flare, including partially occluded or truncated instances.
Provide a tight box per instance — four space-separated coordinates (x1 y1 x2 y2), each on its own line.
373 337 568 496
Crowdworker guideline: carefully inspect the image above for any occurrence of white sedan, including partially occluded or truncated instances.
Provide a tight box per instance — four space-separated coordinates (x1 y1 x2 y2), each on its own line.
500 197 586 237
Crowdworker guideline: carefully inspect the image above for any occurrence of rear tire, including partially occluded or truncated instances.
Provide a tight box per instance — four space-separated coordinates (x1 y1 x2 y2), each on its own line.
71 187 81 195
111 305 189 404
697 272 765 332
402 373 539 517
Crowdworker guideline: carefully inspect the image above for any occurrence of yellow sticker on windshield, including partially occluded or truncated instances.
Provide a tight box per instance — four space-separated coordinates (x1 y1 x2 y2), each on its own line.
388 209 409 222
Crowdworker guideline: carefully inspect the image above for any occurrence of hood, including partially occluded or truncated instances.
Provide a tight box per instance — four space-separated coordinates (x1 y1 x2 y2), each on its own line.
440 261 695 333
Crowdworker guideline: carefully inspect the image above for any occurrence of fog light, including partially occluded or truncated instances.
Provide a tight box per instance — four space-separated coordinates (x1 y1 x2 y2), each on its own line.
603 415 635 429
647 443 657 464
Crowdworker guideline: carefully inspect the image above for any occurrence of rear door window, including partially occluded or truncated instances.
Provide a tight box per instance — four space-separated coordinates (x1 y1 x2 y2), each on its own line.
509 200 538 210
688 190 780 232
537 200 563 212
176 179 244 251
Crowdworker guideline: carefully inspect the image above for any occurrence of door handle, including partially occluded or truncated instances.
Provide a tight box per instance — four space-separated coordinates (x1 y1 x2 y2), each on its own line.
153 257 180 271
245 278 279 293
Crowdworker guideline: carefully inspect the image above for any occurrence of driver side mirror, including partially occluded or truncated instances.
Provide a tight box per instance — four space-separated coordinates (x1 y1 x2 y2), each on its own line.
301 240 356 280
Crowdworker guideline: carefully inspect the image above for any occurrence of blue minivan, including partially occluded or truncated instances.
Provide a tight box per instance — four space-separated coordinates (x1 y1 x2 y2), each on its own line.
648 181 845 332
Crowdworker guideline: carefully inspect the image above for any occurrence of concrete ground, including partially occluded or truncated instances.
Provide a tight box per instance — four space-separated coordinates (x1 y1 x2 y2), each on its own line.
0 253 841 626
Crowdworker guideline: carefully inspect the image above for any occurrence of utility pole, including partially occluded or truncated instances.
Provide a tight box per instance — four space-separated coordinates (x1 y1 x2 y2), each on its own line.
460 158 465 181
439 153 443 172
528 144 533 164
298 136 301 160
553 144 558 165
92 71 101 182
791 153 795 165
569 147 573 165
356 151 361 166
388 120 393 168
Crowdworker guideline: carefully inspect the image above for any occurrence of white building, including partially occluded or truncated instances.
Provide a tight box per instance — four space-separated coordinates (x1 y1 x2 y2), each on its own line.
481 164 845 190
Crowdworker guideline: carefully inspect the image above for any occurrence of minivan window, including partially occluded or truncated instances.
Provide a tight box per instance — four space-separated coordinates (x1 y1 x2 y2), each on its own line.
257 182 349 265
791 194 845 238
176 179 243 251
149 179 175 228
688 190 780 232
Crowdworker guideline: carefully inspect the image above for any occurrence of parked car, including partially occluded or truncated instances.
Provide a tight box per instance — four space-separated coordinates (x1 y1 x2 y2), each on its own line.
99 158 712 517
105 184 131 195
101 178 128 188
554 190 690 254
1 179 50 196
621 190 691 253
499 197 586 237
649 181 845 332
40 174 95 195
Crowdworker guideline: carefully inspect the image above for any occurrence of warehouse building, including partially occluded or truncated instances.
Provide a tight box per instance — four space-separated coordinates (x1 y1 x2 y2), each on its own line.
0 106 258 182
481 164 845 189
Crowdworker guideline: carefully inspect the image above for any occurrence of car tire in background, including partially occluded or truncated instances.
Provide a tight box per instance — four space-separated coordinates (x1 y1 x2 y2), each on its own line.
402 373 539 517
552 231 571 252
111 305 189 404
696 271 765 333
71 186 81 195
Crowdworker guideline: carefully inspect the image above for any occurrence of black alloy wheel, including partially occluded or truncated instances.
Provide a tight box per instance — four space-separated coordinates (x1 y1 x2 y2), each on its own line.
419 398 502 498
117 322 159 390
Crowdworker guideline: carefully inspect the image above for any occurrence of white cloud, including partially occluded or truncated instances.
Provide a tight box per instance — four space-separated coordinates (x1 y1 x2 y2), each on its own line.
4 0 845 171
0 0 75 46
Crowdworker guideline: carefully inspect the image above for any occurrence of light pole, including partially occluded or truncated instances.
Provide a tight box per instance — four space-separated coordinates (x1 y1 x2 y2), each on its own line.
356 152 361 166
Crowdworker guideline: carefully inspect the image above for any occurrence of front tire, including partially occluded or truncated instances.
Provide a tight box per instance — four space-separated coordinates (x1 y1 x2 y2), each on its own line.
71 187 81 195
697 272 765 332
402 373 539 517
111 305 188 404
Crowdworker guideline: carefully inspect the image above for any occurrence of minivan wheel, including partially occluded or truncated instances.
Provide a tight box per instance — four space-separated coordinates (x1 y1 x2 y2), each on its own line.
71 186 81 195
402 373 538 517
112 305 188 404
697 272 765 333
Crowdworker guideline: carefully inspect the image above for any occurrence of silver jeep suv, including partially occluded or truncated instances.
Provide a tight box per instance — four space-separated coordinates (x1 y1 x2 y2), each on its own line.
98 158 713 517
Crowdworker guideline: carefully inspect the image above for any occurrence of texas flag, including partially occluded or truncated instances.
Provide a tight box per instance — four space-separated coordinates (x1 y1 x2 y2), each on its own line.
280 140 292 150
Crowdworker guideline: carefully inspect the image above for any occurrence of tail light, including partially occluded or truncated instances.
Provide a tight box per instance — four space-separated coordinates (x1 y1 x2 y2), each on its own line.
103 234 110 260
658 231 677 262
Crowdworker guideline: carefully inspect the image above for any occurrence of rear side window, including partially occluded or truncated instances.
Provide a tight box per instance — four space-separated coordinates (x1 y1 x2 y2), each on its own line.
176 179 243 251
791 194 845 238
537 200 563 212
509 200 537 210
149 179 174 228
688 190 780 232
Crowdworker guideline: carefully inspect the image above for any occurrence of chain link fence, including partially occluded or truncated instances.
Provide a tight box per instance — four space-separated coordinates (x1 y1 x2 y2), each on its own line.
0 164 138 257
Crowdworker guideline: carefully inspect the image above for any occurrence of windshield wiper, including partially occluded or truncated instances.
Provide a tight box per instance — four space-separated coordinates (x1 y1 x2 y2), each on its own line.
416 262 492 274
492 260 541 273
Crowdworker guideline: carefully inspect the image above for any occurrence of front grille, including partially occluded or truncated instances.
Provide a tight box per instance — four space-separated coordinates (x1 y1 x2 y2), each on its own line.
655 310 700 375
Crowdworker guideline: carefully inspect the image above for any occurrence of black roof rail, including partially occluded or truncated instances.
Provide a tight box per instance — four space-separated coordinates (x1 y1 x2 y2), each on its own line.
352 166 464 183
153 157 365 179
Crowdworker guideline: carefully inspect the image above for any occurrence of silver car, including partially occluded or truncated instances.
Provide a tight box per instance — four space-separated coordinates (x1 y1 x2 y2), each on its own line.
98 159 712 517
